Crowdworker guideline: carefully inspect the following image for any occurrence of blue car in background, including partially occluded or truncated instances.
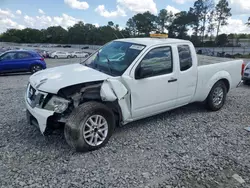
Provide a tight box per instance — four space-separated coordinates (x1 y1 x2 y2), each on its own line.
0 50 46 74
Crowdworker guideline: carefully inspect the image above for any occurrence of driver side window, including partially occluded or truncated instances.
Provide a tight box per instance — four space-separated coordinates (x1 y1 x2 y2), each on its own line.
136 46 173 79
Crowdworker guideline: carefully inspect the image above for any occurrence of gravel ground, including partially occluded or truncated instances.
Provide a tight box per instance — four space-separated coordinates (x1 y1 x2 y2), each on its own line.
1 59 250 188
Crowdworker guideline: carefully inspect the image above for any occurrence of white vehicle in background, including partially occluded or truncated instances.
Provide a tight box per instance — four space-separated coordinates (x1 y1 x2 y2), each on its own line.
71 51 89 58
25 37 243 152
197 48 215 56
242 61 250 85
50 51 71 59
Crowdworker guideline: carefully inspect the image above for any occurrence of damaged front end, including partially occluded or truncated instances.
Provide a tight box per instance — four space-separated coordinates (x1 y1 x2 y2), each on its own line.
100 79 131 122
34 79 131 134
62 78 132 124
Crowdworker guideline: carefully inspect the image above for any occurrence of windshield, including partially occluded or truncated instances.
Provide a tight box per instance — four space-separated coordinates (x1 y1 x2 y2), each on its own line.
82 41 145 76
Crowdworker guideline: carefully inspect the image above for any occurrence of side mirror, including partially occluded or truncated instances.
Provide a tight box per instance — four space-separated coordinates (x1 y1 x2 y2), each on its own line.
135 66 153 79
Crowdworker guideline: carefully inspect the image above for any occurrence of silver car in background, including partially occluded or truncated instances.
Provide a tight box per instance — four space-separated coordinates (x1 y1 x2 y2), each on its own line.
50 51 71 59
71 51 89 58
243 62 250 85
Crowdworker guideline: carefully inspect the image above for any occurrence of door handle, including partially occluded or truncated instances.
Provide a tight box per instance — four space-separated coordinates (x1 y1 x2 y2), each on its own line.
168 78 177 83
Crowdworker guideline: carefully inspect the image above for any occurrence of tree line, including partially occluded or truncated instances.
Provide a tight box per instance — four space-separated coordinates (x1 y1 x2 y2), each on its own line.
0 0 245 47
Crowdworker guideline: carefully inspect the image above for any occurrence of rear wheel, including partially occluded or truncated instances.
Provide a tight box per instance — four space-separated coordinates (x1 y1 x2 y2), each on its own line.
67 55 71 59
64 101 115 152
74 55 77 58
206 81 227 111
54 55 58 59
30 64 43 73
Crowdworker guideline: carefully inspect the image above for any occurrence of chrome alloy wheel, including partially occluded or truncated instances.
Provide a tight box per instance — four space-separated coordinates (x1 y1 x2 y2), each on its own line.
212 87 224 106
83 115 108 146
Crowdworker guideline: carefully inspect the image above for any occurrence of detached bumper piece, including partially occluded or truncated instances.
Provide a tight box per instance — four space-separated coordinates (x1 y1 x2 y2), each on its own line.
26 109 39 128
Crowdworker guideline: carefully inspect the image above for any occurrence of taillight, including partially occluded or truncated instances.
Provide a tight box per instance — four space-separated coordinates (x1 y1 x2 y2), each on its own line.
241 62 245 76
40 57 44 61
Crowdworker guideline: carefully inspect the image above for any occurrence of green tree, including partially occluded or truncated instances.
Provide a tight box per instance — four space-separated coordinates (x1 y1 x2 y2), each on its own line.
207 10 215 40
45 26 68 44
0 29 22 43
168 11 197 39
108 21 114 27
157 9 174 33
216 33 228 46
132 11 158 36
246 17 250 26
228 33 235 39
20 28 43 43
191 0 214 42
68 21 86 44
214 0 231 40
126 18 137 36
200 0 214 42
189 2 202 36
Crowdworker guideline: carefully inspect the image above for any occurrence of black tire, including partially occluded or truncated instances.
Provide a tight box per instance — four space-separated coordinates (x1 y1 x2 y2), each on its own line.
243 80 249 85
54 55 58 59
206 80 227 111
67 55 71 59
74 55 77 58
64 101 115 152
84 55 88 58
30 64 43 74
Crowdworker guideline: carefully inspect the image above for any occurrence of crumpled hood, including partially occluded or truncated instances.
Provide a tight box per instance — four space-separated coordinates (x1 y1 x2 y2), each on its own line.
29 63 110 94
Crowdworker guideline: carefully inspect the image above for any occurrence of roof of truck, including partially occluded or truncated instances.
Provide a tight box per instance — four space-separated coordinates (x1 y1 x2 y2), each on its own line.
115 38 191 46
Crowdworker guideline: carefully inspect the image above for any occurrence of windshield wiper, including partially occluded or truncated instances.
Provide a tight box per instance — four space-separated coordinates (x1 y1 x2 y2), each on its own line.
106 56 112 75
89 51 113 75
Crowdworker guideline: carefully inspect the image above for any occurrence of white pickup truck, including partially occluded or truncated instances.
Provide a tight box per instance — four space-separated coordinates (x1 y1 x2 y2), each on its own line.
25 38 243 152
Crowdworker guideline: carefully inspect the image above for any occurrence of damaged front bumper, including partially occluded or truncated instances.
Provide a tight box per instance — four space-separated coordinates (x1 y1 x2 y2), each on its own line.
25 99 54 133
25 83 64 134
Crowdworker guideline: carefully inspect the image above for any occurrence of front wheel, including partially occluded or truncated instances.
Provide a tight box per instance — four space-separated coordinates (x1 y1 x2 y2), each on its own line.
64 101 115 152
67 55 71 59
54 55 58 59
206 81 227 111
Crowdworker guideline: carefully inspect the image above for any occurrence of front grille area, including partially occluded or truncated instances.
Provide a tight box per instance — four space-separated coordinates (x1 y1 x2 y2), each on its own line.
26 84 46 108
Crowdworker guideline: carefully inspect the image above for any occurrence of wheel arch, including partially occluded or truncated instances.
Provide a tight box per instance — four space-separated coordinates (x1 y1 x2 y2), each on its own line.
194 71 232 102
79 95 122 127
205 71 232 99
220 78 230 92
205 78 230 102
59 82 123 127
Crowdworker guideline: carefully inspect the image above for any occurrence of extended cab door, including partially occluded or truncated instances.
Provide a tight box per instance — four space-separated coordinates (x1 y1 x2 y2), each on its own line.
124 45 178 119
175 44 197 107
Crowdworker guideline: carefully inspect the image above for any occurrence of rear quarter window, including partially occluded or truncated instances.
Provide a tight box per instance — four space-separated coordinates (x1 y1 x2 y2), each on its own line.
178 45 192 71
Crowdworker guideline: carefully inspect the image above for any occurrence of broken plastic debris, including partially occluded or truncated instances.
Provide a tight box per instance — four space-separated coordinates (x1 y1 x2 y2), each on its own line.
232 174 245 184
244 127 250 132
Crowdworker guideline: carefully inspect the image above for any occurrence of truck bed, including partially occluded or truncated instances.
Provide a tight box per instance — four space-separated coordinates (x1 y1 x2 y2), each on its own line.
198 55 233 66
193 55 243 103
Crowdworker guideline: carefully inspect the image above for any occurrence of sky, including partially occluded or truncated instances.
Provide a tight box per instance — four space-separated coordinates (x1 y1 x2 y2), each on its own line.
0 0 250 34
